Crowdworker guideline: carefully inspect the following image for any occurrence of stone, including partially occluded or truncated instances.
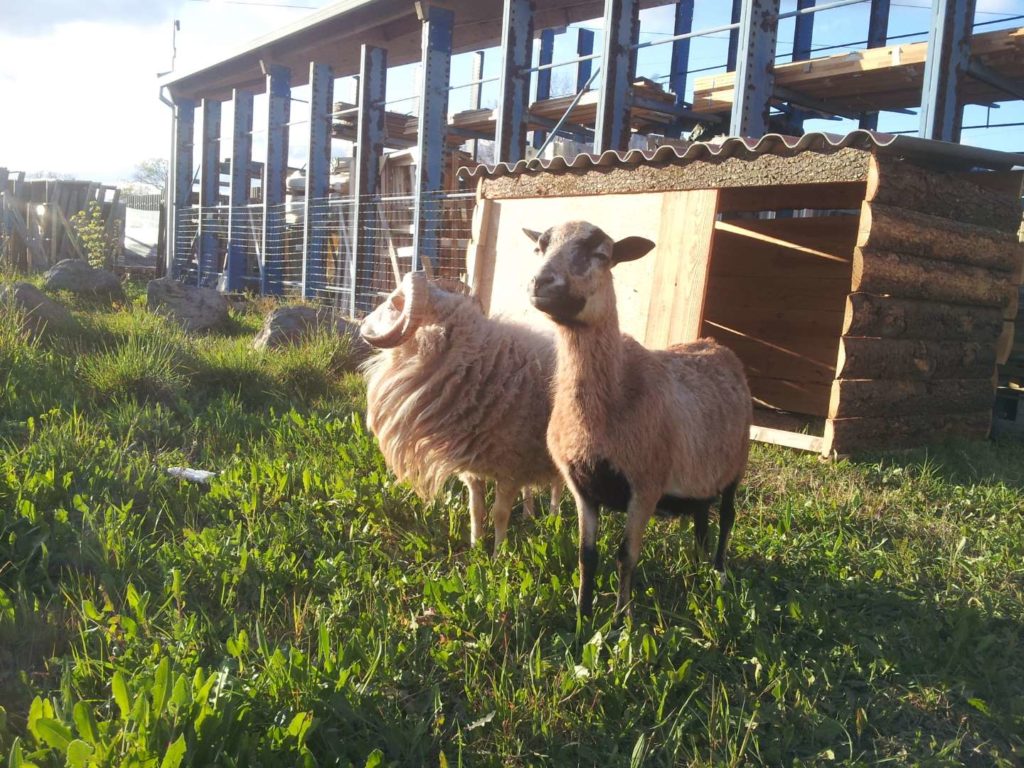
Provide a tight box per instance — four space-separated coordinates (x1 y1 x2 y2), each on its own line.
43 259 124 300
253 305 368 361
147 277 229 332
0 281 75 337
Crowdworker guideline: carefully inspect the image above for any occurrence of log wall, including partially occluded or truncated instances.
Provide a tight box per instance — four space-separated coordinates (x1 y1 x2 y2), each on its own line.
826 157 1024 454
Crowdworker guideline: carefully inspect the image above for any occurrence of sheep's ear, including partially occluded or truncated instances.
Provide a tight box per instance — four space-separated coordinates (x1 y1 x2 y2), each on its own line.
523 228 543 244
612 236 656 264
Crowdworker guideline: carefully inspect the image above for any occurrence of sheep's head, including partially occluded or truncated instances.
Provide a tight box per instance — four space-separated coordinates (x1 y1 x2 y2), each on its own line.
360 270 431 348
360 271 477 350
526 221 655 326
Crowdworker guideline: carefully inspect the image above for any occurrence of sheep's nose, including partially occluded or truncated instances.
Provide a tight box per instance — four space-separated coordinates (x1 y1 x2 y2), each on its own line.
531 272 561 296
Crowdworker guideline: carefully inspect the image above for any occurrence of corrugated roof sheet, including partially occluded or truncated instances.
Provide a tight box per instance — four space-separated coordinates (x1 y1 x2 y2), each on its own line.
458 130 1024 180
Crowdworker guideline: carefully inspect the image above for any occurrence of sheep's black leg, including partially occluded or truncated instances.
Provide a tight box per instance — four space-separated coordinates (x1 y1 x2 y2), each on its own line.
713 481 738 576
692 500 711 562
577 500 600 617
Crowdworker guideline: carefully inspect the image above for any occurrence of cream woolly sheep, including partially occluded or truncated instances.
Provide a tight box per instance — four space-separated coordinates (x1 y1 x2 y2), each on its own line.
360 271 562 551
525 221 752 616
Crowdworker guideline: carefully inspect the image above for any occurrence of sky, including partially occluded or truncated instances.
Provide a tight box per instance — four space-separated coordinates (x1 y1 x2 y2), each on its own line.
0 0 1021 185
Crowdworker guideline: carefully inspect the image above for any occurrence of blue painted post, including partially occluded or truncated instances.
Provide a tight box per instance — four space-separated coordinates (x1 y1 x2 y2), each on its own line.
302 61 333 299
789 0 816 132
225 88 253 292
576 28 595 91
532 28 555 149
352 45 387 315
262 64 290 295
919 0 975 141
727 0 742 71
595 0 641 154
496 0 535 163
412 4 453 274
730 0 781 138
859 0 890 129
469 51 485 160
169 98 195 279
198 98 221 286
669 1 694 106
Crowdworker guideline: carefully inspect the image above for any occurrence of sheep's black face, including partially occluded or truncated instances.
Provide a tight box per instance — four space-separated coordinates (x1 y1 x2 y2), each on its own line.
525 221 655 326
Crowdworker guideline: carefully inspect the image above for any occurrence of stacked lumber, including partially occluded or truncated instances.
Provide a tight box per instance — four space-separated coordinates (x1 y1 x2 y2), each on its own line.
692 26 1024 115
825 157 1024 453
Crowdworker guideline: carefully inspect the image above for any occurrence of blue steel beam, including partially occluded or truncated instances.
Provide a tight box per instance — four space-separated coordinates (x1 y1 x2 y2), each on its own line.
198 98 221 287
789 0 816 131
225 88 253 292
595 0 641 153
469 50 485 160
731 0 782 138
859 0 891 129
532 28 556 149
302 61 334 299
262 64 290 296
669 1 694 106
352 45 387 315
920 0 977 142
496 0 535 163
576 28 595 91
169 98 195 279
727 0 742 71
412 3 453 274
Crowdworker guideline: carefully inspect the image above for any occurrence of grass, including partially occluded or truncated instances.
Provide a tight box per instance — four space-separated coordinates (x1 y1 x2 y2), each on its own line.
1 281 1022 767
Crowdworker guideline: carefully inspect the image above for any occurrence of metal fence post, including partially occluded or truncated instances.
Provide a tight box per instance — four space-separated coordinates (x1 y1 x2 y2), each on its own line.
225 88 253 292
730 0 781 138
302 61 334 299
169 98 195 280
352 45 387 315
859 0 891 130
412 3 453 274
919 0 976 142
262 64 291 296
532 28 555 150
198 98 221 286
594 0 641 154
496 0 535 164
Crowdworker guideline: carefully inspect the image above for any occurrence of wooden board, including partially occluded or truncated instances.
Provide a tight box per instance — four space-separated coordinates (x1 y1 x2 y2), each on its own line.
858 201 1022 273
828 378 996 419
825 411 992 455
747 375 832 416
750 424 823 453
644 190 719 347
853 248 1017 309
472 190 718 347
837 337 997 381
717 182 865 214
692 26 1024 115
842 293 1005 342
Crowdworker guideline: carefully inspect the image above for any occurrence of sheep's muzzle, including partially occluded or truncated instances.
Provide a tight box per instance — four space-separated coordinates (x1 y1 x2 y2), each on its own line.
529 273 585 323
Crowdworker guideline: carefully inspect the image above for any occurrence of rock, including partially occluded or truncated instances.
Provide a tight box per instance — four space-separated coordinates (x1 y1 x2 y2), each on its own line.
147 277 229 332
253 305 367 360
0 281 75 337
43 259 124 300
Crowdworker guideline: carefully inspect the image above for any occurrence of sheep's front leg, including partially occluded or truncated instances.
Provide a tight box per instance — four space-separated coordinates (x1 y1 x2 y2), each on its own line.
550 479 564 514
575 495 600 617
522 487 536 518
463 474 487 547
615 498 656 616
491 482 517 553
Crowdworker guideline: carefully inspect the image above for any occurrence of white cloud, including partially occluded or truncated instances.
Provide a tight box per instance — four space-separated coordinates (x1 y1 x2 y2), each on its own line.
1 0 179 36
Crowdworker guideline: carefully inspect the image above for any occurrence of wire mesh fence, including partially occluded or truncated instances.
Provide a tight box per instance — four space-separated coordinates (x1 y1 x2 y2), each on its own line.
171 191 476 316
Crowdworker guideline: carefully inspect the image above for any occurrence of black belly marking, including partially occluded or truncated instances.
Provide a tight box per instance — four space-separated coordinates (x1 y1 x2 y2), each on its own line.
655 494 714 518
568 457 631 511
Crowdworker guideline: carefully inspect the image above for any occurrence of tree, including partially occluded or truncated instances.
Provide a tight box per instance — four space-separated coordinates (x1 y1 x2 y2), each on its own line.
131 158 169 190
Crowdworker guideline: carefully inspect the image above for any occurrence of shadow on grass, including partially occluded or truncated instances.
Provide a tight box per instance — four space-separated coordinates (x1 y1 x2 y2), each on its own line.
847 437 1024 491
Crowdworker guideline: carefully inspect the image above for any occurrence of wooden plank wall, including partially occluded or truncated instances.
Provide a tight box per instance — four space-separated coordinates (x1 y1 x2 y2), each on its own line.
824 158 1024 454
701 212 858 417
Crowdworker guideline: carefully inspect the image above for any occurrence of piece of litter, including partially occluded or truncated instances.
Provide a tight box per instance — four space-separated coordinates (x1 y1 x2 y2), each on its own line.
167 467 218 484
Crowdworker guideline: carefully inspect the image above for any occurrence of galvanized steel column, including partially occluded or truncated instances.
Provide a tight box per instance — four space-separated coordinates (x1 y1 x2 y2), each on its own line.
730 0 781 138
496 0 535 164
302 61 334 299
169 98 195 279
789 0 816 132
919 0 976 142
576 28 595 91
859 0 890 129
412 3 453 274
198 98 221 286
532 28 555 150
262 64 291 296
669 0 694 107
595 0 641 154
225 88 253 292
352 45 387 315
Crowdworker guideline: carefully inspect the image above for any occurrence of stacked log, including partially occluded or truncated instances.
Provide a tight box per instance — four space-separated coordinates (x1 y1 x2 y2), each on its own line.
825 157 1023 454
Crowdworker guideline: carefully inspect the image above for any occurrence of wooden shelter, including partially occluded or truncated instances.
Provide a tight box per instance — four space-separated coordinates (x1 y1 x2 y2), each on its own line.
461 131 1024 456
